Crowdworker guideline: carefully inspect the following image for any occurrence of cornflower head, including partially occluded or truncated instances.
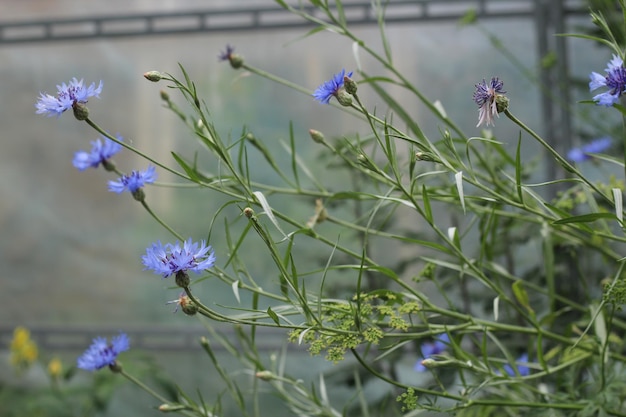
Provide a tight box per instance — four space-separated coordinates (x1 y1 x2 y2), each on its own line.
36 78 103 119
219 44 243 69
589 54 626 106
73 134 123 171
313 69 354 106
567 137 612 163
77 333 129 372
473 77 508 127
414 333 449 372
142 238 216 287
167 291 198 315
108 165 157 200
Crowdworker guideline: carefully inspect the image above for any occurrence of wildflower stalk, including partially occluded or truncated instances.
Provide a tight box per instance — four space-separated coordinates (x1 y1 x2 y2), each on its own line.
503 109 612 203
139 200 183 241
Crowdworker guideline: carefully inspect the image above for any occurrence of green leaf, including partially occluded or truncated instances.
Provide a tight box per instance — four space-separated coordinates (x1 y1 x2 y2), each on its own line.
552 212 616 225
512 280 533 315
267 307 280 325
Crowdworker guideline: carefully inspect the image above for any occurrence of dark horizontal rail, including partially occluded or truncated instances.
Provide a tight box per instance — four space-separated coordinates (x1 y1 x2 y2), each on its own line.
0 324 297 352
0 0 586 45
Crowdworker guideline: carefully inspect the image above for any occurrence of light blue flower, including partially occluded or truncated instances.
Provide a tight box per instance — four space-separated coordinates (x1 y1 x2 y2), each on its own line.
502 353 530 377
108 165 157 194
142 238 216 278
567 137 612 162
589 55 626 106
36 78 103 118
77 333 129 371
414 333 449 372
473 77 506 127
72 135 122 171
313 69 353 104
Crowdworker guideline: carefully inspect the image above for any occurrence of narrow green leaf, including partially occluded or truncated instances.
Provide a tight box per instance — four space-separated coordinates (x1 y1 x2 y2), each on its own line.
422 184 433 223
512 280 533 315
267 306 280 325
552 212 616 225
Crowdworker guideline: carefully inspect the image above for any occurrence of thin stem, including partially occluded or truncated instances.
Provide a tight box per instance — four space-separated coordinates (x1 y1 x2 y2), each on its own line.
140 200 183 241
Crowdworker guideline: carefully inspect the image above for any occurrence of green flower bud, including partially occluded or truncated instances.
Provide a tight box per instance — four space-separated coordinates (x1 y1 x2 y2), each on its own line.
309 129 325 144
160 90 170 101
495 94 509 114
343 75 358 95
143 71 163 82
243 207 254 218
255 370 274 381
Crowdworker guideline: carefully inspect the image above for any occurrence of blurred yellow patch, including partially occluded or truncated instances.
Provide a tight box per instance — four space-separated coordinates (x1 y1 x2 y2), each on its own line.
9 326 38 371
48 357 63 378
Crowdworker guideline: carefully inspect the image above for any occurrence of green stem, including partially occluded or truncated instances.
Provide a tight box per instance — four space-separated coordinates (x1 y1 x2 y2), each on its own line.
140 200 183 241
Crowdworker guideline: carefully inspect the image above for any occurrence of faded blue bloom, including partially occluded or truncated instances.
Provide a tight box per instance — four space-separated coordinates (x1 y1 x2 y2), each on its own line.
77 333 129 371
414 333 449 372
219 44 235 61
313 69 353 104
72 135 123 171
502 353 530 377
567 137 612 162
142 238 216 278
589 55 626 106
108 165 157 194
473 77 505 127
36 78 103 118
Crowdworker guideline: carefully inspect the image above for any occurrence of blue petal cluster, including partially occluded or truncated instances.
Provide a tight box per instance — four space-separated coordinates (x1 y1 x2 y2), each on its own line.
77 333 130 371
142 238 216 278
567 137 612 163
589 55 626 106
73 135 123 171
313 69 353 104
219 44 235 61
473 77 505 127
108 165 157 194
414 333 449 372
36 78 103 118
502 353 530 377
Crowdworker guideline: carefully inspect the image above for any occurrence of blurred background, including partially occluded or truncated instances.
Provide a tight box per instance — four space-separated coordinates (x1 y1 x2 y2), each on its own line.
0 0 619 415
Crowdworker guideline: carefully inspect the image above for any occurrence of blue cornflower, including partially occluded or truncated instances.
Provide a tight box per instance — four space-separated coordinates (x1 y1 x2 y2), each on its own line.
108 165 157 194
142 238 216 278
36 78 103 118
313 69 354 104
77 333 129 371
567 137 612 162
473 77 506 127
502 353 530 377
73 134 123 171
414 333 449 372
589 55 626 107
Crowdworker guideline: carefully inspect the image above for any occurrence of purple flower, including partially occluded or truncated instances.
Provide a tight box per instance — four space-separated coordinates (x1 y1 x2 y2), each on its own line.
473 77 506 127
502 353 530 377
77 333 129 371
36 78 103 118
73 135 123 171
589 55 626 106
142 238 216 278
567 137 612 162
414 334 449 372
219 44 235 61
313 69 353 104
108 165 157 194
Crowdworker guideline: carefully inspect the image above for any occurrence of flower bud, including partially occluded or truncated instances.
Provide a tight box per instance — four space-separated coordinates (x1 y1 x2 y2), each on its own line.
158 404 187 412
243 207 254 218
72 102 89 121
495 94 509 114
336 88 353 107
160 90 170 101
415 152 439 163
229 54 244 69
175 270 190 288
343 75 358 95
309 129 325 144
255 370 274 381
181 299 198 316
143 71 163 82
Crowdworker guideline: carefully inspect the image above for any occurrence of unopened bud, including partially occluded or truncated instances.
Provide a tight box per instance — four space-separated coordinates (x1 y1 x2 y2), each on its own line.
243 207 254 218
255 370 274 381
160 90 170 101
309 129 325 144
415 152 439 163
344 75 358 95
143 71 163 82
72 102 89 120
159 404 187 412
229 54 244 69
